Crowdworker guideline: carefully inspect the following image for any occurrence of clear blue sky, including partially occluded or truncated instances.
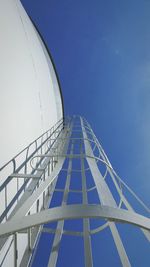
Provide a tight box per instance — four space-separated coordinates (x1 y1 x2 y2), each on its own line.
21 1 150 266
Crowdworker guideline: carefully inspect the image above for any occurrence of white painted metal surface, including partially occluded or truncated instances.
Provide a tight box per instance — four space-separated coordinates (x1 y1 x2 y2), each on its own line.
0 0 63 166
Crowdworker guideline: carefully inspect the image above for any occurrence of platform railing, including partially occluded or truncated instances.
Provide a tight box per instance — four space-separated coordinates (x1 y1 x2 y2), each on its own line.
0 118 65 223
0 117 72 267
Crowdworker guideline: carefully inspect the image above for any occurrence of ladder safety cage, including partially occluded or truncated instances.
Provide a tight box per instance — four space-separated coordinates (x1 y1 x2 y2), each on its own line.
0 115 150 267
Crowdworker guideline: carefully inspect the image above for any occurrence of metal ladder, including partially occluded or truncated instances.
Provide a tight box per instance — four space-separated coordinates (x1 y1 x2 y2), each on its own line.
0 116 150 267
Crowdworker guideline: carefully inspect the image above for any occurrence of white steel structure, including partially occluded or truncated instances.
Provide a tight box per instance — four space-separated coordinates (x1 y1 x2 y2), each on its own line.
0 1 150 267
0 116 150 266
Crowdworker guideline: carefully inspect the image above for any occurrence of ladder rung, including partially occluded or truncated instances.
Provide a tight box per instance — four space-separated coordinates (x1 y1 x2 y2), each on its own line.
9 173 41 179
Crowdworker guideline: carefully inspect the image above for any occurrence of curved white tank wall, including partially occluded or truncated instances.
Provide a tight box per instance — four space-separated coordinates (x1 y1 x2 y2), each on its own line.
0 1 63 266
0 0 63 166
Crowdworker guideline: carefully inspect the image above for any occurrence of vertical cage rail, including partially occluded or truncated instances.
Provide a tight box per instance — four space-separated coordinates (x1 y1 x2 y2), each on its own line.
47 136 73 267
80 117 131 267
80 141 93 267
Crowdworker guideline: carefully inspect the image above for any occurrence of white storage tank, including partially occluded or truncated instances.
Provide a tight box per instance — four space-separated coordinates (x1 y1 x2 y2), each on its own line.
0 1 64 266
0 0 63 166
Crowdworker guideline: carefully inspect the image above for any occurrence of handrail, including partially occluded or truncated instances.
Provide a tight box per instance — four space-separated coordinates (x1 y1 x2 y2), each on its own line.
0 118 63 171
0 118 66 223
